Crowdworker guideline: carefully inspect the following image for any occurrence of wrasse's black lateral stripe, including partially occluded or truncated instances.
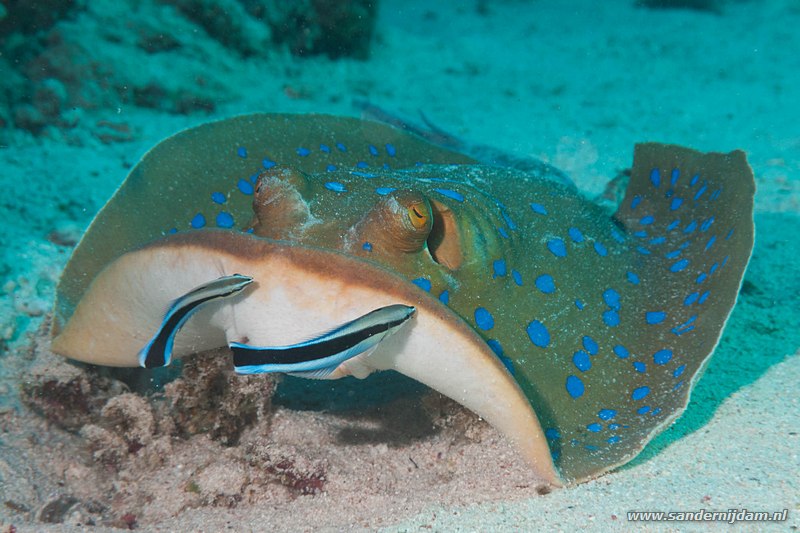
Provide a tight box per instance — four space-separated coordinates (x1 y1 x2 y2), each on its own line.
143 292 225 368
142 274 253 368
231 315 409 367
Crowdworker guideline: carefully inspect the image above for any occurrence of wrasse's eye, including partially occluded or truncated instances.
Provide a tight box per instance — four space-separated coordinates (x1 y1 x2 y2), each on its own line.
408 203 430 230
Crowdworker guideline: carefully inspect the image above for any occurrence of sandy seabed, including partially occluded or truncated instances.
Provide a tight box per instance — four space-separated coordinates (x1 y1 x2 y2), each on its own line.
1 0 798 531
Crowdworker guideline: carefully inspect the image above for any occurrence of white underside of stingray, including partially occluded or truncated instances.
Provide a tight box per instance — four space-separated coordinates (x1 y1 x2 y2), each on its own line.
51 230 562 486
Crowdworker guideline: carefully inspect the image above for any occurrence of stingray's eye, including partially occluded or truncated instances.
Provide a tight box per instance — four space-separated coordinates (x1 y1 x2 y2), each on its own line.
408 201 431 230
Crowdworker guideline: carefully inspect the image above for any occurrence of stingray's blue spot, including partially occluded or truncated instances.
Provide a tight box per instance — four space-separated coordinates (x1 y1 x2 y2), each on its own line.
246 228 254 234
362 241 373 251
670 197 684 211
631 195 642 210
475 307 494 331
526 320 550 348
324 182 346 193
535 274 555 294
611 229 625 243
673 380 684 391
326 164 337 172
636 246 651 255
530 202 548 215
249 173 259 184
211 192 226 204
385 143 396 157
670 168 680 186
488 340 514 374
585 444 599 451
700 217 715 232
493 259 507 278
599 409 617 420
498 227 509 238
684 292 699 306
594 241 608 257
673 364 686 378
633 361 646 373
665 248 682 260
603 310 620 327
356 161 369 168
237 179 254 195
650 236 666 245
412 278 432 293
568 227 584 242
190 213 206 228
296 147 310 157
637 406 650 415
694 183 707 200
545 428 560 440
319 143 331 153
501 210 517 231
698 290 710 304
672 315 697 336
582 335 599 356
439 290 450 305
262 157 276 169
696 272 708 284
704 235 717 251
710 188 722 201
603 288 621 309
632 386 650 400
613 344 629 359
651 407 662 416
434 188 465 202
237 146 247 158
573 351 591 372
667 219 680 231
626 271 640 285
640 215 654 225
607 435 621 444
726 227 735 240
566 375 584 399
336 142 347 152
690 174 699 186
216 212 234 228
722 255 729 267
634 230 647 238
368 144 378 156
547 238 567 257
710 262 719 274
375 187 396 196
669 259 689 272
650 168 661 188
646 311 666 324
587 423 602 433
512 270 523 286
168 227 177 234
575 299 585 310
653 349 672 365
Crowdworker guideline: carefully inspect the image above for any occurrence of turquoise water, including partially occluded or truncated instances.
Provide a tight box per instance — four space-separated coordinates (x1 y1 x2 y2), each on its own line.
1 1 798 530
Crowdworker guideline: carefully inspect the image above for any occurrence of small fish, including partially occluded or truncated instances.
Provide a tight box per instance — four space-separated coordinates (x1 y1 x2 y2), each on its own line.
139 274 253 368
231 304 416 378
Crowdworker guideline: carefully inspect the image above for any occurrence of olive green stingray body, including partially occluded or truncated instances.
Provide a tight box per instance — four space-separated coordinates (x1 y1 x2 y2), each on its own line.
52 114 755 483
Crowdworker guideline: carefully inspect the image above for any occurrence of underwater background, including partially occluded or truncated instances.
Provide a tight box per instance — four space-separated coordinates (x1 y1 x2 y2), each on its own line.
0 0 798 530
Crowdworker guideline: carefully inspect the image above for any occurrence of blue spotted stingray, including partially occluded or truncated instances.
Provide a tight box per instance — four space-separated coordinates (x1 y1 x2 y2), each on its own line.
51 114 755 486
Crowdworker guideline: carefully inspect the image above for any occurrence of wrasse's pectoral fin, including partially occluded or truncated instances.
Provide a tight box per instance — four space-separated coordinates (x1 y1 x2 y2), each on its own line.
230 304 415 378
138 274 254 368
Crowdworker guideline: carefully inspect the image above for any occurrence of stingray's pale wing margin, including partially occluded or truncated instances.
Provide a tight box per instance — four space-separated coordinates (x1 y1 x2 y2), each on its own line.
51 230 562 486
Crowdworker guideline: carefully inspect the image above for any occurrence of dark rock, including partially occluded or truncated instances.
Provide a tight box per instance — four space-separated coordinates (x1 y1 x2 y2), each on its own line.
265 0 378 60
